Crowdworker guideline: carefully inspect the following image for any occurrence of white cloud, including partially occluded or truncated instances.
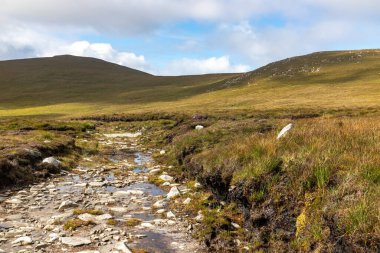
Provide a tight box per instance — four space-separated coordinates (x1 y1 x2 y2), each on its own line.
39 40 149 71
0 24 150 72
161 56 250 75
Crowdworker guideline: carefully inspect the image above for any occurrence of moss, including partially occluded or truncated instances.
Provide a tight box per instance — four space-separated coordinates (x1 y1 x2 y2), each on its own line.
73 208 104 215
63 219 94 230
124 218 142 227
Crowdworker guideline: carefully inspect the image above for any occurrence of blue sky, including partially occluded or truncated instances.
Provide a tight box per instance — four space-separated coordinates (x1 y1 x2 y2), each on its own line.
1 0 379 75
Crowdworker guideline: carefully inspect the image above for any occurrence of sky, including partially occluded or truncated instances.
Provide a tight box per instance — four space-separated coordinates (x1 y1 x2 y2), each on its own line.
1 0 380 75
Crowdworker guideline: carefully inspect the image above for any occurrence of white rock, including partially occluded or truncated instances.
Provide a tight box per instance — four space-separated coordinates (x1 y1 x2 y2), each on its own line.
104 133 141 138
159 150 166 155
156 209 166 214
231 222 241 229
47 233 59 242
277 123 293 139
11 236 33 245
194 182 202 189
166 186 181 199
149 169 161 174
114 241 132 253
140 222 155 229
113 190 144 198
195 125 204 130
73 183 88 187
162 182 171 186
58 200 78 211
159 175 173 182
60 236 91 247
195 211 204 222
153 200 167 208
77 251 100 253
5 198 22 205
166 211 176 219
167 220 176 226
89 181 106 187
42 157 61 167
109 207 129 213
183 197 191 205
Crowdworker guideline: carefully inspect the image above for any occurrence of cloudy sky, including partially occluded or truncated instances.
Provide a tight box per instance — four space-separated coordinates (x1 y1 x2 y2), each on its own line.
1 0 379 75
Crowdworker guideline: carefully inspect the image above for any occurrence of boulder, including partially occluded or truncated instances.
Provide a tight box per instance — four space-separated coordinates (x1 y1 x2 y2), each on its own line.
166 186 181 199
42 157 61 167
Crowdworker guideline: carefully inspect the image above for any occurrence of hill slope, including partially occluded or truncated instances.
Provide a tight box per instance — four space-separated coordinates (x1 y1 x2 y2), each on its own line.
1 49 380 117
0 55 237 109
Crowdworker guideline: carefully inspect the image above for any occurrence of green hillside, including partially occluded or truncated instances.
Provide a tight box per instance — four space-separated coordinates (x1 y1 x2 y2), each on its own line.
0 55 237 111
1 49 380 117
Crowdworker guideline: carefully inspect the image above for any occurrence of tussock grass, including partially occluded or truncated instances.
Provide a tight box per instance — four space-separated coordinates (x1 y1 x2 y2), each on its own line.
168 116 380 251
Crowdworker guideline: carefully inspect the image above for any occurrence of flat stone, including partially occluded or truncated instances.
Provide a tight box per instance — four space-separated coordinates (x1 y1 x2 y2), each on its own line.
114 241 133 253
140 222 155 229
78 213 113 223
109 207 128 213
58 200 78 211
152 200 167 208
11 236 33 245
149 169 161 174
5 198 22 205
159 175 173 182
89 181 106 187
113 190 144 197
61 236 91 247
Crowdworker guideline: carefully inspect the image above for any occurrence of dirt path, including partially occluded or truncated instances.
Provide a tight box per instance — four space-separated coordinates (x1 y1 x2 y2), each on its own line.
0 129 202 253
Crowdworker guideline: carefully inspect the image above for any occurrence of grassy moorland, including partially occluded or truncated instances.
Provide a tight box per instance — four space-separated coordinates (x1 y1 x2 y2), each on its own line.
1 50 380 117
0 50 379 251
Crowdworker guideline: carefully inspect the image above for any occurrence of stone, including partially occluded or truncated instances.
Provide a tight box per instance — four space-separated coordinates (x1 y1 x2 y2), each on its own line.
195 211 204 222
58 200 78 211
159 150 166 155
104 133 142 138
152 200 167 208
166 186 181 199
156 209 166 214
149 169 161 174
140 222 155 229
194 182 202 189
77 251 100 253
5 198 22 205
109 207 128 214
113 190 144 198
277 123 293 139
159 175 173 182
42 157 61 167
167 220 176 226
11 236 33 245
166 211 176 219
183 197 191 205
231 222 241 229
60 236 91 247
47 233 59 242
89 181 106 187
114 241 133 253
195 125 204 130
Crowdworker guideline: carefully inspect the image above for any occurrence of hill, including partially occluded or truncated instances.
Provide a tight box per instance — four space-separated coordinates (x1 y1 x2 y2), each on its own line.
0 55 237 114
1 49 380 117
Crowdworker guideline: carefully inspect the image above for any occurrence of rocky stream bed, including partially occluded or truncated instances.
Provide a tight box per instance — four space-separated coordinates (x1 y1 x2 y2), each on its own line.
0 130 203 253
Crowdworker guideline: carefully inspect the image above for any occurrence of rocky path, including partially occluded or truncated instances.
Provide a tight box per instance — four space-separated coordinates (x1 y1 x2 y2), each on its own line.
0 130 202 253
